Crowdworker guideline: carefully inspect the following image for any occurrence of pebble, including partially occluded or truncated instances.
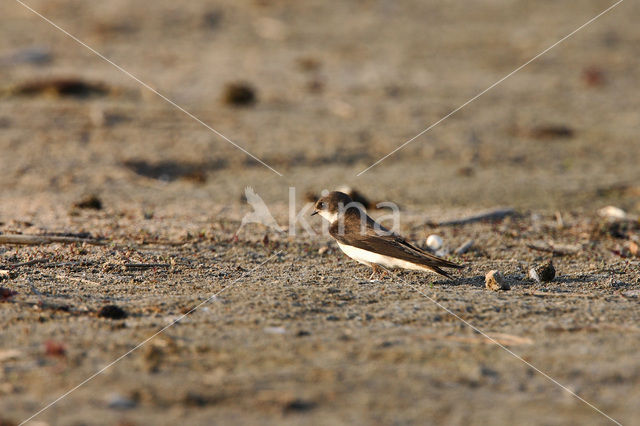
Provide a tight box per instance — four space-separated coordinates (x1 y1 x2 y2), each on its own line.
485 270 509 291
222 82 256 107
529 260 555 283
1 46 52 66
598 206 629 220
318 246 329 255
73 194 103 210
529 125 574 139
98 305 127 320
0 287 17 300
44 340 66 357
10 77 109 98
426 234 443 251
107 393 137 410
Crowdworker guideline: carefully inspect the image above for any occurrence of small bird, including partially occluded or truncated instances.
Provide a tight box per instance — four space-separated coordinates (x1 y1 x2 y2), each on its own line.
311 191 462 280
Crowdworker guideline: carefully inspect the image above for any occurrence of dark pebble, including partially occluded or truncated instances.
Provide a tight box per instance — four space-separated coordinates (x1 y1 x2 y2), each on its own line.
98 305 127 320
74 194 103 210
222 82 256 107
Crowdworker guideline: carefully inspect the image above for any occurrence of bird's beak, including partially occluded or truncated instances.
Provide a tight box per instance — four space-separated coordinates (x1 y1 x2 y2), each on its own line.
311 210 318 216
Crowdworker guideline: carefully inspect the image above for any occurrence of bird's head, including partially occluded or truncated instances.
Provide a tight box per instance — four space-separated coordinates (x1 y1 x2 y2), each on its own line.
311 191 354 222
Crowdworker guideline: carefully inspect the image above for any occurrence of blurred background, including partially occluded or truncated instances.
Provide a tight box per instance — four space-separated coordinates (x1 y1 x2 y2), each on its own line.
1 0 639 215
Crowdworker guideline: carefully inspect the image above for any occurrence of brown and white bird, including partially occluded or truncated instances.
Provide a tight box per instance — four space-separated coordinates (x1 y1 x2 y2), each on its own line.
311 191 462 280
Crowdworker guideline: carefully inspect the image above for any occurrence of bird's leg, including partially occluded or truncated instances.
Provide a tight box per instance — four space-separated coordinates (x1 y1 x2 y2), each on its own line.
378 268 388 280
368 264 380 281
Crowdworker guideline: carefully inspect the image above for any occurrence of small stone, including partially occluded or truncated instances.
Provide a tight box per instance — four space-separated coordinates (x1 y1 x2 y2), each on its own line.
0 270 11 280
283 398 316 413
426 234 443 251
0 287 17 300
598 206 628 220
98 304 127 320
4 46 53 66
529 124 574 139
74 194 103 210
629 241 639 257
318 246 328 255
44 340 66 357
529 260 555 283
528 268 540 283
107 393 137 410
222 82 256 107
485 270 509 291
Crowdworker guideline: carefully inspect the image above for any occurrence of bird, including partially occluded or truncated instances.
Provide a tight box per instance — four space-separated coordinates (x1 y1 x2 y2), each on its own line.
236 187 283 235
311 191 462 280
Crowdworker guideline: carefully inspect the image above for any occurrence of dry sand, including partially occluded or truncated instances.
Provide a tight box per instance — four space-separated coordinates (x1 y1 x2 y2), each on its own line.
1 0 640 425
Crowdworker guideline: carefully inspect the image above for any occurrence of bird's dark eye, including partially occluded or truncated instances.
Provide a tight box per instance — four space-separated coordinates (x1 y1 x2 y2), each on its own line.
320 202 327 209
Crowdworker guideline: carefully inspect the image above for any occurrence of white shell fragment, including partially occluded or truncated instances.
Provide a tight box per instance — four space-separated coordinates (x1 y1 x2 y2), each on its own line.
529 268 540 283
598 206 628 220
426 234 443 251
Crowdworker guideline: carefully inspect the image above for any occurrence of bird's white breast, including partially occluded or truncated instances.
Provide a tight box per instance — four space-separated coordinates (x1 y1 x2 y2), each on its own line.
336 242 433 272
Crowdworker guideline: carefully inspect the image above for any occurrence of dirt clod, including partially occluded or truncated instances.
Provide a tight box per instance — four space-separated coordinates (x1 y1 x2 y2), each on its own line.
74 194 103 210
8 78 110 98
485 270 510 291
0 287 17 301
98 305 127 320
527 125 574 140
44 340 66 357
222 82 257 107
529 260 556 283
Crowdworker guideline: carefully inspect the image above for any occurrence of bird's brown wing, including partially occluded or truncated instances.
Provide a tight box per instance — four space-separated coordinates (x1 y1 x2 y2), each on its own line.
329 214 463 278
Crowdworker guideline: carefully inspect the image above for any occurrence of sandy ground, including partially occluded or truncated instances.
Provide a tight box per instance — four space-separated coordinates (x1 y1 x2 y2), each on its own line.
1 0 640 425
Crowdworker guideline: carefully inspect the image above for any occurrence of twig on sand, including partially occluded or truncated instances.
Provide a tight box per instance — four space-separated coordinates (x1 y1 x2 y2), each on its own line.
0 234 105 245
424 332 533 346
137 239 187 246
526 241 580 256
9 258 49 268
528 290 597 299
427 208 515 227
124 263 170 269
454 239 474 255
55 274 101 286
